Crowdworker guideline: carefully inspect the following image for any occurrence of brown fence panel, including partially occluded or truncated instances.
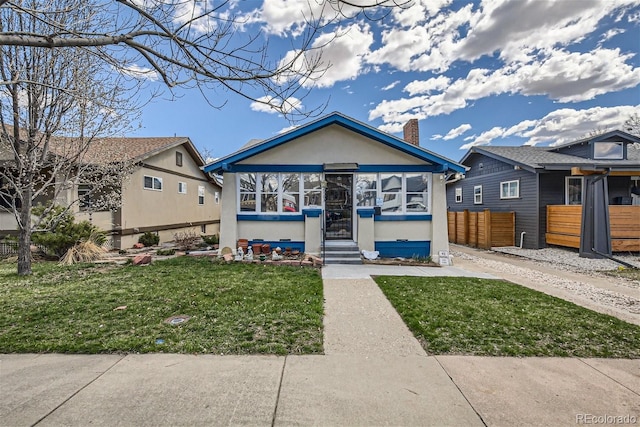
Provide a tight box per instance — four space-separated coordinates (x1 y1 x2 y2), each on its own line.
491 212 515 247
546 205 640 252
468 211 478 247
447 211 456 243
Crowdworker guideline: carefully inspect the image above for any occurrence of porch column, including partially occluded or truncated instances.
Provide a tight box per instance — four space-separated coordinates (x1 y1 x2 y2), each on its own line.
303 209 322 256
430 173 450 257
357 208 375 251
219 171 238 251
580 174 611 258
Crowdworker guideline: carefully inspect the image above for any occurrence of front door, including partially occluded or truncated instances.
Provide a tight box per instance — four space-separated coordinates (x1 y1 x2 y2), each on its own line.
325 174 353 240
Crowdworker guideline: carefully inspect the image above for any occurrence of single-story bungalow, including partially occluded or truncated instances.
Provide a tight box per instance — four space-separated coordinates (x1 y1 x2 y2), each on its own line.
203 112 465 261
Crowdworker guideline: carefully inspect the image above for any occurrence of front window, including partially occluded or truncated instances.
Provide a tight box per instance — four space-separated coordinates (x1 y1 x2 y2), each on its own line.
594 141 623 159
176 151 183 166
405 173 428 212
474 185 482 204
239 173 257 212
281 173 300 212
260 173 278 213
238 172 431 214
178 182 187 194
566 177 583 205
500 180 519 199
303 173 322 207
355 173 377 207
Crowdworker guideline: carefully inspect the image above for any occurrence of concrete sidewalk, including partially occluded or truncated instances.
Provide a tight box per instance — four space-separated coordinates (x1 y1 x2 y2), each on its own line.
1 264 638 426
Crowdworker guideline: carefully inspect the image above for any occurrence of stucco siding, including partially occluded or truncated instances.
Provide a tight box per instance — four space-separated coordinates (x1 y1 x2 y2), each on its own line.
374 221 432 241
239 125 427 166
237 220 305 242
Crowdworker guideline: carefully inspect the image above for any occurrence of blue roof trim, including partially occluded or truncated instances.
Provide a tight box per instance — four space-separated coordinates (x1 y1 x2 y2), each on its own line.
203 112 465 174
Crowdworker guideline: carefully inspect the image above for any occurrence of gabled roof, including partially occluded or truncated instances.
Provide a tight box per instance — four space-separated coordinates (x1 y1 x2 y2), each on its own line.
464 146 582 172
1 124 205 166
82 136 204 165
460 130 640 173
203 112 465 174
549 129 640 150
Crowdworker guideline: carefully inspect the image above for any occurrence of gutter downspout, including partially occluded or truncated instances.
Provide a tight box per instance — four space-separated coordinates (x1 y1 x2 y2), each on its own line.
519 232 526 249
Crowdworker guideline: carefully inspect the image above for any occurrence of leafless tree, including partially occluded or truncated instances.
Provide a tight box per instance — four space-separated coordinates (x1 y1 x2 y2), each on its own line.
1 2 140 275
0 0 409 275
624 113 640 137
0 0 408 117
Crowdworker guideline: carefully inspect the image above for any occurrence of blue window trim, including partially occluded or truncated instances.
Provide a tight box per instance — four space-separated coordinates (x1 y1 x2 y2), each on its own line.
237 214 305 221
374 215 432 221
302 209 322 217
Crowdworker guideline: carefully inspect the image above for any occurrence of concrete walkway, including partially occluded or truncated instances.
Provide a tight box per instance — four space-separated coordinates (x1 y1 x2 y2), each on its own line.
1 264 639 426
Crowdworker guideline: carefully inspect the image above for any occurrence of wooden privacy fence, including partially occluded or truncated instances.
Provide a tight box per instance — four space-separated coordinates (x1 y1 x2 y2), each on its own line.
546 205 640 252
447 209 515 249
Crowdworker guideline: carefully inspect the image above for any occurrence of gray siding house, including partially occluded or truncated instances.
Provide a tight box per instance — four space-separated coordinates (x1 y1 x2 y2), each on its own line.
446 130 640 250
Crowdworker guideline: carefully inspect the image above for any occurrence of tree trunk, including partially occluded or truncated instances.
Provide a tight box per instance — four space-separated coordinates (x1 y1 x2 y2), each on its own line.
17 186 33 276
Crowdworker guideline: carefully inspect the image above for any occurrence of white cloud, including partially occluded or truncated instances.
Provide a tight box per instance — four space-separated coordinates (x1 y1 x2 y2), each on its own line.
381 80 401 91
279 23 374 89
443 123 471 140
522 105 640 146
120 64 159 82
600 28 625 42
459 104 640 149
404 76 451 95
370 47 640 129
250 96 302 114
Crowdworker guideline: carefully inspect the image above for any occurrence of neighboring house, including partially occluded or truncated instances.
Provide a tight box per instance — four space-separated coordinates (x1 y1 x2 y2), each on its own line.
202 112 465 260
0 133 222 249
447 130 640 251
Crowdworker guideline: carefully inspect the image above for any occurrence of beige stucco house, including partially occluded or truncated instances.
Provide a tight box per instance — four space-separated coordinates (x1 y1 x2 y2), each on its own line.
203 112 465 262
1 134 221 249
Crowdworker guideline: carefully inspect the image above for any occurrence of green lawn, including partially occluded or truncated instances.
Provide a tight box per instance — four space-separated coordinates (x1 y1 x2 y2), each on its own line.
0 257 324 354
375 276 640 358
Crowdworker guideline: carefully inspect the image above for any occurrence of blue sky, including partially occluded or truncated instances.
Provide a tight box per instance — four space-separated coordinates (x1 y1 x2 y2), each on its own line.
130 0 640 163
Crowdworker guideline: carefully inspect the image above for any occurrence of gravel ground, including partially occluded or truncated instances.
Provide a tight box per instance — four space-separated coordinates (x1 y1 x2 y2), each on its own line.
489 246 640 272
450 246 640 319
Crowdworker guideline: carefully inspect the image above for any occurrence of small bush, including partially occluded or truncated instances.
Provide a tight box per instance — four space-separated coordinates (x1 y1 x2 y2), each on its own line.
202 234 219 245
156 248 176 256
138 232 159 247
174 230 200 250
32 204 106 259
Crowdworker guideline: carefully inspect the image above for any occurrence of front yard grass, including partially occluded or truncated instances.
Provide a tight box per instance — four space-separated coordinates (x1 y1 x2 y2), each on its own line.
375 276 640 358
0 257 323 355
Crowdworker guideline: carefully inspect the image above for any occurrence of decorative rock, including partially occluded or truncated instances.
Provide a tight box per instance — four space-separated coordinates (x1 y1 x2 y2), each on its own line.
132 254 152 265
133 243 144 249
223 253 234 262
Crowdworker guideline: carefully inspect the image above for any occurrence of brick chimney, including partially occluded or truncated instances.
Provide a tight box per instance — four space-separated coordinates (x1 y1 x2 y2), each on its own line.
403 119 420 146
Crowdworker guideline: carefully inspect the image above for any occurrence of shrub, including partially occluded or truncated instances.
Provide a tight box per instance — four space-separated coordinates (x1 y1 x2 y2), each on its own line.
174 230 200 250
31 204 106 260
138 232 159 247
156 248 176 256
202 234 219 245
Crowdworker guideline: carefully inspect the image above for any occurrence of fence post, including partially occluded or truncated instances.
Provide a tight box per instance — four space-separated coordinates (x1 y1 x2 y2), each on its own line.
483 209 492 249
462 209 469 244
